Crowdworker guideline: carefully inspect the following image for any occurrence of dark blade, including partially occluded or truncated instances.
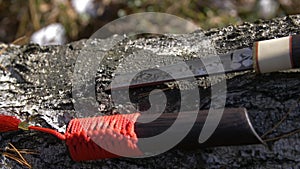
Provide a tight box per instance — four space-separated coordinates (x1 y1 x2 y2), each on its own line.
107 48 253 90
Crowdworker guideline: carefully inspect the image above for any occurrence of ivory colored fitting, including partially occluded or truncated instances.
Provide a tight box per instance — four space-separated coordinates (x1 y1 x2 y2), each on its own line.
254 36 293 73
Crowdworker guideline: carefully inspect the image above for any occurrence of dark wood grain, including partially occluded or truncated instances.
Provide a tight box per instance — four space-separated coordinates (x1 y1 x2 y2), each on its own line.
135 108 262 153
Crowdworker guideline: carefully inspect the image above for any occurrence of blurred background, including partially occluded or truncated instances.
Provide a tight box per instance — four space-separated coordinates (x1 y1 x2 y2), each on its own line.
0 0 299 45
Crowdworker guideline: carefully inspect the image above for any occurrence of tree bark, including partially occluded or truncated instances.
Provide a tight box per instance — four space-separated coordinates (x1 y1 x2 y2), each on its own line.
1 15 300 168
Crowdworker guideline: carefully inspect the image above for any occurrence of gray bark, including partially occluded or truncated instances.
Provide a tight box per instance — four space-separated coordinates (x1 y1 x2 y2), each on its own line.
1 15 300 168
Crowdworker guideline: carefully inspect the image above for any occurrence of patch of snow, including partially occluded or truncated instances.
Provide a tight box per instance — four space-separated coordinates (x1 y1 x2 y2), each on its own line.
31 23 66 46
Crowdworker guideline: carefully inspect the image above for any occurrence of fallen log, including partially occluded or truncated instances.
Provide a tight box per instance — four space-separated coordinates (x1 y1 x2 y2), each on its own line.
0 15 300 168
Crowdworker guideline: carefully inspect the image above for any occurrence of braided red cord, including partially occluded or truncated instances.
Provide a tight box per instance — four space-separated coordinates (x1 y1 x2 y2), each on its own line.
28 126 66 140
0 113 142 161
65 113 143 161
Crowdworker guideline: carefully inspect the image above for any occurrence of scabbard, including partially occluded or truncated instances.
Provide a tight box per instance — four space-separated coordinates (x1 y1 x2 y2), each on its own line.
28 107 262 161
135 108 263 152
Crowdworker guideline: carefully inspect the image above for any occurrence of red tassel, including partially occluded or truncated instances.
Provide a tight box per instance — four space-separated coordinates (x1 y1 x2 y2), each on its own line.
0 114 66 140
0 115 21 132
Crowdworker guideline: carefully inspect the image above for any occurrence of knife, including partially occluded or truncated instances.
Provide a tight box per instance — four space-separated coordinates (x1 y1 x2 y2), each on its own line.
107 35 300 90
0 108 263 161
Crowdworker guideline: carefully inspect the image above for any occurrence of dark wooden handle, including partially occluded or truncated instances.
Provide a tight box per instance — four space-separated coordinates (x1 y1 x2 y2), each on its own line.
291 35 300 68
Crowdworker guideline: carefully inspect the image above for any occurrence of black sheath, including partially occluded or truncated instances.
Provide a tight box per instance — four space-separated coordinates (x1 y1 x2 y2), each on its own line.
134 108 263 153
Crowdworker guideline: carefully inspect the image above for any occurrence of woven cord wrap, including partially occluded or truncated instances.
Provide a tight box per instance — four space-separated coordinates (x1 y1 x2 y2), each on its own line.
65 113 143 161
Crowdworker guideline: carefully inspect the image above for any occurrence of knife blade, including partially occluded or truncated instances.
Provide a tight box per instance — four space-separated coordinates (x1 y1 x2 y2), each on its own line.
107 35 300 90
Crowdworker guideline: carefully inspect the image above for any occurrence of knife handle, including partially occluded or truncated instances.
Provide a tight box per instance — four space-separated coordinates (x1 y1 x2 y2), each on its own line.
254 35 300 73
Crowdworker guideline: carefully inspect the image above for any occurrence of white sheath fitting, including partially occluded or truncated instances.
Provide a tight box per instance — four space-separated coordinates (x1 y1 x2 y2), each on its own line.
255 36 292 73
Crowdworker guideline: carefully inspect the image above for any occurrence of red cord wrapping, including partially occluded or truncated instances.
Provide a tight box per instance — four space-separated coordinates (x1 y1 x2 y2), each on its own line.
65 113 143 161
0 113 142 161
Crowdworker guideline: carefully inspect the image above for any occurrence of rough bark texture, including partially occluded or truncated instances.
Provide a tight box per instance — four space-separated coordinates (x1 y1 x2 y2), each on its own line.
1 15 300 168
